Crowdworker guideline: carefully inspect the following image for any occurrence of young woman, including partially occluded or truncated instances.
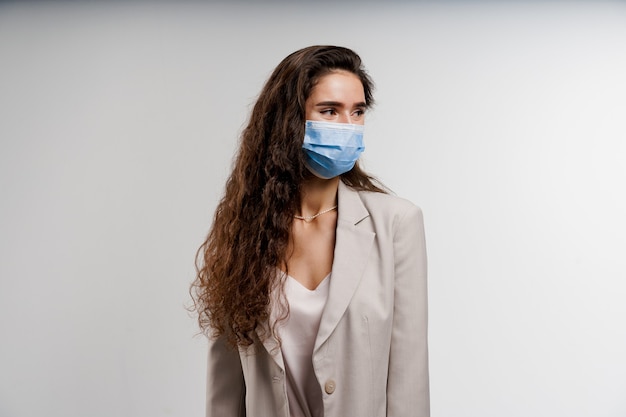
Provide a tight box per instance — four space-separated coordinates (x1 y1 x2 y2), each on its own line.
191 45 429 417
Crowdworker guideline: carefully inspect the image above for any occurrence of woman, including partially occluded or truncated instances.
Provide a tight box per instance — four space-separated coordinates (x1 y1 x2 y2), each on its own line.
191 45 429 417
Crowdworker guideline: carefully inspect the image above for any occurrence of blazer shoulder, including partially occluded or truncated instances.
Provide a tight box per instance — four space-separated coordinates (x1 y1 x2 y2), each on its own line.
356 189 423 219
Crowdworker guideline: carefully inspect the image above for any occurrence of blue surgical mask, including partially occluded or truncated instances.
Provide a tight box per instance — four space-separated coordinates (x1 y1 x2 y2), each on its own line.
302 120 365 179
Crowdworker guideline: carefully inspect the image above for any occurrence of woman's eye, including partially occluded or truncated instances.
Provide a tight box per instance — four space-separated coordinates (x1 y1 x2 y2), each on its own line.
321 109 336 115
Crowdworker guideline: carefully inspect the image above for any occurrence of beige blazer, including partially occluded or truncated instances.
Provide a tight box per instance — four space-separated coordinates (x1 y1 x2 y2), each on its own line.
206 181 429 417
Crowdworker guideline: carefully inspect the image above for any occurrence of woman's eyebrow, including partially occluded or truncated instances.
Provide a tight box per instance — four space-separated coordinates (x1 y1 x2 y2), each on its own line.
314 101 343 107
314 101 367 107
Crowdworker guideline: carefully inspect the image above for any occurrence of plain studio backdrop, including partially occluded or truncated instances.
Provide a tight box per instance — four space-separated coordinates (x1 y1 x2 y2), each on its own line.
1 1 625 416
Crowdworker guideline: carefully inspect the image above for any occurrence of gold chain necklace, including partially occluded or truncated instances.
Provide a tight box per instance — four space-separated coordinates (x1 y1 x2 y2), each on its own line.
294 205 338 223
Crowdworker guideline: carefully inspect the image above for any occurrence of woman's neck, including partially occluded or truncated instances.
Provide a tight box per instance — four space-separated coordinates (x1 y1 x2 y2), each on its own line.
298 176 340 217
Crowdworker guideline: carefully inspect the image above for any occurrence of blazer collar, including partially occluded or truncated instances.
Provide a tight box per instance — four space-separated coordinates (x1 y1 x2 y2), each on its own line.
335 180 370 226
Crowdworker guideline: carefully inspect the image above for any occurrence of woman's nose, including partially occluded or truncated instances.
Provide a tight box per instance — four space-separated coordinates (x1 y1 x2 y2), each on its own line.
338 112 352 124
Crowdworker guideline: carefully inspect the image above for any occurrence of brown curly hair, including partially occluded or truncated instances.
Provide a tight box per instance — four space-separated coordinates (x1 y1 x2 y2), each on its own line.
191 45 385 347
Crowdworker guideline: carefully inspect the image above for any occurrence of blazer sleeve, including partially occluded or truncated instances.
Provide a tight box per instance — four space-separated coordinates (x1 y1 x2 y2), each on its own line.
387 204 430 417
205 333 246 417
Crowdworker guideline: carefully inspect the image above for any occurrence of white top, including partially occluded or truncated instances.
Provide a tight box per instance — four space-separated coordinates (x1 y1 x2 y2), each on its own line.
279 273 330 417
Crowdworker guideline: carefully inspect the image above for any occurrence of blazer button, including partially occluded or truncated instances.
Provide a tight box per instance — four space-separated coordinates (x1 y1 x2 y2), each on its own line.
324 379 336 395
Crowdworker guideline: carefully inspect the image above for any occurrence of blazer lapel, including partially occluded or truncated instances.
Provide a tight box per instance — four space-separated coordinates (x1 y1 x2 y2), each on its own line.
259 312 285 370
314 181 375 352
257 182 374 366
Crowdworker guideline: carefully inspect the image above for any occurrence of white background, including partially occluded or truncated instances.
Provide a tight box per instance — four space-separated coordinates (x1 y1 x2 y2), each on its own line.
1 1 625 416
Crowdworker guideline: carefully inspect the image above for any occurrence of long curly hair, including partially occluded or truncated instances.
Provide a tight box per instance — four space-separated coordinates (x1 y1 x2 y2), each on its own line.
191 45 385 347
